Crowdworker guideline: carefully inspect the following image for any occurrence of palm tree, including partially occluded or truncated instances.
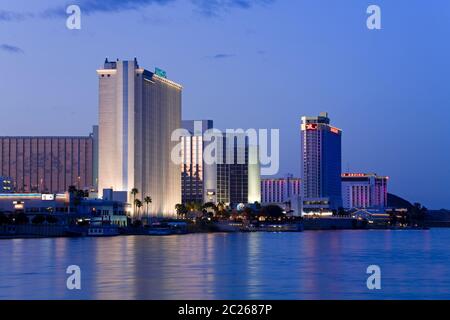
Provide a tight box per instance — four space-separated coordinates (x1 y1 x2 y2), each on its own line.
203 202 218 216
131 188 139 216
408 203 428 227
144 196 152 220
68 185 78 214
175 203 188 219
134 199 143 220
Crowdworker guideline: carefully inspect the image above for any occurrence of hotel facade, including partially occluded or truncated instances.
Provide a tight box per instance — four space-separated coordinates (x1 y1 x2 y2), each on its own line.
0 128 98 194
300 112 342 213
341 173 388 210
261 175 301 204
180 120 215 204
97 59 182 217
180 124 261 207
216 132 261 206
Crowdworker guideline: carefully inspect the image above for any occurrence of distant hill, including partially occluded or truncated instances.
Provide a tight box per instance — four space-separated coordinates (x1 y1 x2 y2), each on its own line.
387 193 413 209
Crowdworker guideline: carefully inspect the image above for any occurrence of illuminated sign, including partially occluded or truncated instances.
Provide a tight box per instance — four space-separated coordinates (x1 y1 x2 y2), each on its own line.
42 194 55 201
342 173 367 177
330 127 340 134
306 124 318 130
155 68 167 79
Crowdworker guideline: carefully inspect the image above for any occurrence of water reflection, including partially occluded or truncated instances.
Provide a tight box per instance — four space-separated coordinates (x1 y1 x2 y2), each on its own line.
1 229 450 300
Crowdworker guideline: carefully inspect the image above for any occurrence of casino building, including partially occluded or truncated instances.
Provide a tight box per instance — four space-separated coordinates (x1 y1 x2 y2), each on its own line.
261 175 301 204
0 128 98 194
341 173 388 210
97 58 182 217
300 112 342 214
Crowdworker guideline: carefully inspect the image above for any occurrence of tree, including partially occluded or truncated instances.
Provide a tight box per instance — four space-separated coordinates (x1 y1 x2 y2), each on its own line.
260 205 284 219
46 215 59 224
186 202 202 212
0 213 11 225
243 207 254 220
144 196 152 220
32 215 46 225
389 210 398 226
217 201 227 212
131 188 139 216
408 203 428 227
132 219 142 228
134 199 143 220
175 203 188 219
14 212 29 225
216 202 230 220
76 189 88 198
203 202 218 216
337 207 347 216
68 185 78 213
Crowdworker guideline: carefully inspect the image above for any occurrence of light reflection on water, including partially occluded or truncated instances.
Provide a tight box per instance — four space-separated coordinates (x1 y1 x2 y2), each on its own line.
0 229 449 300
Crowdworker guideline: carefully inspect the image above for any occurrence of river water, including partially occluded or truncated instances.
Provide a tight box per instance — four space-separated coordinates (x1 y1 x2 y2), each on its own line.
1 229 449 299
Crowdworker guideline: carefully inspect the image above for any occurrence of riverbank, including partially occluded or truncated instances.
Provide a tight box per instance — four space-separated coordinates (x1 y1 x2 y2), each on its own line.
0 216 432 239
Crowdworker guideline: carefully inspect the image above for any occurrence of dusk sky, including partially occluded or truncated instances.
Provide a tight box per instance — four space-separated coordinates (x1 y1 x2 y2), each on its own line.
1 0 449 209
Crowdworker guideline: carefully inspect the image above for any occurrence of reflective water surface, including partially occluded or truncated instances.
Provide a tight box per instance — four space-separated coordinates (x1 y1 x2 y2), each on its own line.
1 229 450 300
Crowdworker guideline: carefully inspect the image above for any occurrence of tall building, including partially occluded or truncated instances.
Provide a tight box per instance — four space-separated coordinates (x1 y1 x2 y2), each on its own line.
97 58 182 217
0 128 97 194
179 125 260 207
300 112 342 213
181 120 215 204
341 173 388 209
261 175 301 204
215 133 261 207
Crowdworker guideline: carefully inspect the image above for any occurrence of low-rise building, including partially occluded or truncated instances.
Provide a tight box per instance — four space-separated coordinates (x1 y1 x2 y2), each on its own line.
341 173 388 210
261 175 301 204
0 189 128 226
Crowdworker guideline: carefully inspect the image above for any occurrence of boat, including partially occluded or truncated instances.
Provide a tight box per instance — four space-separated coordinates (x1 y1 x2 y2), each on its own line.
87 226 120 237
147 228 173 236
145 221 188 236
213 221 246 232
248 222 304 232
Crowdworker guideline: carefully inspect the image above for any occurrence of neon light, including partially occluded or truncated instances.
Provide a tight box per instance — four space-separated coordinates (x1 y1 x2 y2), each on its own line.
155 68 167 79
330 127 340 134
342 173 366 177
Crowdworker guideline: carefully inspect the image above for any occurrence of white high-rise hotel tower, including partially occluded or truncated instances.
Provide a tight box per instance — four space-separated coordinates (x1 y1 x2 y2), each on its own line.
97 59 182 216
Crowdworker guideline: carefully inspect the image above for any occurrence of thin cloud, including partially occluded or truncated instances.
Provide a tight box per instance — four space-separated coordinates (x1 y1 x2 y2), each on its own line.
192 0 274 16
4 0 274 22
0 10 33 22
41 0 175 18
69 0 174 15
209 53 236 59
0 44 24 54
68 0 272 15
